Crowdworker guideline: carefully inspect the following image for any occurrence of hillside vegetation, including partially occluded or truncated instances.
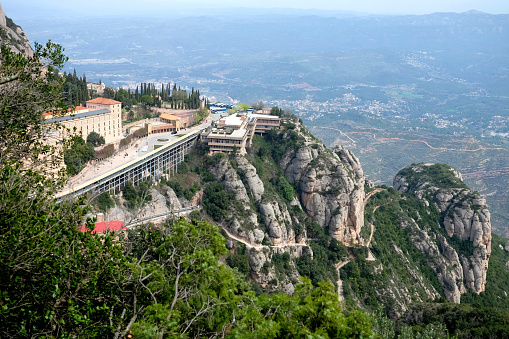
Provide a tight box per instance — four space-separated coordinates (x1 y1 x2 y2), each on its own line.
121 128 509 337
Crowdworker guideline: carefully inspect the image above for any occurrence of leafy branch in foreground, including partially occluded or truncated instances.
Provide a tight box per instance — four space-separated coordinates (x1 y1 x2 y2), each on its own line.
0 41 69 174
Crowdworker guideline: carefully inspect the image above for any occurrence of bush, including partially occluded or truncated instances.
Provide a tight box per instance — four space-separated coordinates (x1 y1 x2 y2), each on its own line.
122 180 152 209
119 134 133 149
203 182 234 221
64 136 94 175
95 144 115 160
189 210 201 221
133 127 148 139
86 131 105 147
97 192 114 212
277 176 294 202
226 244 250 275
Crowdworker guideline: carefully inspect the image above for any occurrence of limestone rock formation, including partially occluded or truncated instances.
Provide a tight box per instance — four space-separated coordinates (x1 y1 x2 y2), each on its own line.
248 245 312 292
259 201 295 246
211 156 263 243
161 185 183 210
211 156 251 205
382 243 441 317
394 163 492 302
281 142 365 244
236 156 264 201
0 3 33 56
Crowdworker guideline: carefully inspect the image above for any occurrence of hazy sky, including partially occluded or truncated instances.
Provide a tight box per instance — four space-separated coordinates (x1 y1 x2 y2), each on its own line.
2 0 509 19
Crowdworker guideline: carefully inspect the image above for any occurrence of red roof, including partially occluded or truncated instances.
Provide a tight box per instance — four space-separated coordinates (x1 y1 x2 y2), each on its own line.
74 105 88 112
86 98 122 105
79 220 125 233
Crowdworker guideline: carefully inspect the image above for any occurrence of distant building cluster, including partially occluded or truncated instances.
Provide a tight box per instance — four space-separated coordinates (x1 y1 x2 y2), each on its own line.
45 98 123 144
209 102 235 113
201 112 280 154
86 82 106 95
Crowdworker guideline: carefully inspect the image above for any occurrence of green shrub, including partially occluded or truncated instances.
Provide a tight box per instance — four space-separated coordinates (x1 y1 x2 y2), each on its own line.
64 136 94 175
119 134 133 148
203 182 234 221
277 176 294 202
95 144 114 160
226 244 250 275
86 131 105 147
122 180 152 209
96 192 114 212
189 210 201 221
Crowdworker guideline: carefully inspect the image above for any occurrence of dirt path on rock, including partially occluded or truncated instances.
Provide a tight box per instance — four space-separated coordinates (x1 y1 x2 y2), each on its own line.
364 188 383 247
336 260 350 301
220 224 308 250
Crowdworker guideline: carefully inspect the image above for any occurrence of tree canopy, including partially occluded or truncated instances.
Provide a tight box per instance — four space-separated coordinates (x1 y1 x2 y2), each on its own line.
86 131 105 147
64 135 94 175
0 41 68 172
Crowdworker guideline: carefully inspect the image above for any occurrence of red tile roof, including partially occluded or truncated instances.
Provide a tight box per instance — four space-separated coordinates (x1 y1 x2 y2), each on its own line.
86 98 122 105
79 220 125 233
74 105 88 112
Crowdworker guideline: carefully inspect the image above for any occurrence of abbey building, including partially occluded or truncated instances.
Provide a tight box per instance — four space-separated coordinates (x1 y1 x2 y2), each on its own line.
45 98 122 144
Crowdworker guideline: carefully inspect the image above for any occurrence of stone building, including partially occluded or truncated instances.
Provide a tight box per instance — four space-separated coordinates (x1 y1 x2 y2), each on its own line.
45 98 122 144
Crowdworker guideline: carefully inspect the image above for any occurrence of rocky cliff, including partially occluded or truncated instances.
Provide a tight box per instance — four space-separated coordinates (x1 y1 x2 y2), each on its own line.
394 163 491 302
281 142 365 244
97 122 498 313
0 3 33 56
201 122 366 290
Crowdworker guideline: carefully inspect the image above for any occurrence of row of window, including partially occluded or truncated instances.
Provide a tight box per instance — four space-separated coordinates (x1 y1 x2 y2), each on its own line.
207 138 244 144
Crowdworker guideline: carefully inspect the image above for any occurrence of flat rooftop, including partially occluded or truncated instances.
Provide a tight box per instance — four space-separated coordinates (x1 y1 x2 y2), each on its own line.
247 113 279 120
45 109 110 124
218 114 245 127
208 128 247 139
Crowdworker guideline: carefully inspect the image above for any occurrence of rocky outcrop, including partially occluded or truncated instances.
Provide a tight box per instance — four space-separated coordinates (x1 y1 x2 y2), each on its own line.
394 163 492 301
236 156 265 201
0 3 33 56
160 185 183 210
402 218 465 303
281 142 365 244
211 156 265 244
211 156 251 206
106 188 171 223
259 201 295 246
380 243 442 317
248 245 312 293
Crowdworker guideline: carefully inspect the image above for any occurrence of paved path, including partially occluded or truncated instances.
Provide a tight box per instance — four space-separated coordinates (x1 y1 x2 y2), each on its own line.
363 188 388 261
220 224 308 250
125 205 200 228
363 188 382 247
364 188 382 205
123 204 309 252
